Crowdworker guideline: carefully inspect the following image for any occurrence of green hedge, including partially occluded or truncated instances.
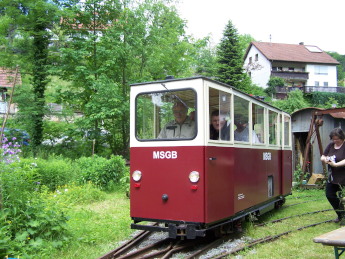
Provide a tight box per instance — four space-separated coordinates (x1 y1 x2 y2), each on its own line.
312 91 345 107
76 155 126 189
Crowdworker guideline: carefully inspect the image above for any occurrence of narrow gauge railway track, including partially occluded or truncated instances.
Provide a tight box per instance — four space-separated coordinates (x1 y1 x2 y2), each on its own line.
98 231 230 259
255 208 332 227
98 209 332 259
283 198 324 208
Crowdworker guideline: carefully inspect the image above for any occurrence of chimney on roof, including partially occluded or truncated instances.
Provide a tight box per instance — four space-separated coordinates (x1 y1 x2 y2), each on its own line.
299 42 304 45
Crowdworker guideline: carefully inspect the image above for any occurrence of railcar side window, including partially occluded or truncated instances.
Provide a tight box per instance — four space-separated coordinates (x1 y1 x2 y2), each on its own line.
234 96 260 143
284 115 290 146
136 89 196 140
252 103 265 144
269 110 278 145
209 88 231 141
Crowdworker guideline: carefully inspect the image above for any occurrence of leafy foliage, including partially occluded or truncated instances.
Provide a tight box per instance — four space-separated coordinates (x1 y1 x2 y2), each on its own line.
76 154 127 189
54 0 205 156
312 91 345 108
326 51 345 82
0 0 61 156
20 156 77 191
272 90 308 114
0 161 70 257
265 76 285 96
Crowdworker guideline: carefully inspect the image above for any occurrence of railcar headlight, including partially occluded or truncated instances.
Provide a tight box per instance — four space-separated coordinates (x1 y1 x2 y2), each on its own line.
132 170 142 181
189 171 199 183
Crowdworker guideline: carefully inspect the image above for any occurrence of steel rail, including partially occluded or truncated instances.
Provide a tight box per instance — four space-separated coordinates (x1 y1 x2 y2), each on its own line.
256 209 332 227
97 224 157 259
283 198 325 208
212 219 333 258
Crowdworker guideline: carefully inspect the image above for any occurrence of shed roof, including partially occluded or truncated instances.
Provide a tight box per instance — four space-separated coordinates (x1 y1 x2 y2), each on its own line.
291 107 345 119
0 68 22 88
245 42 340 65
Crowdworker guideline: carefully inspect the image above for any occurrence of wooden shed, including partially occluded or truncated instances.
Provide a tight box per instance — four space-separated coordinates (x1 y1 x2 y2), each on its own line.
291 107 345 178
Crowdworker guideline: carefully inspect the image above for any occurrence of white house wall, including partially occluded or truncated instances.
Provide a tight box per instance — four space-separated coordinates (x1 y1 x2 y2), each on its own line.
306 64 338 87
244 45 271 89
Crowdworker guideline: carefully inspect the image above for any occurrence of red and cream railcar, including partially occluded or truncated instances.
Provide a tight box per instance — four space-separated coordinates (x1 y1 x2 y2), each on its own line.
130 77 292 239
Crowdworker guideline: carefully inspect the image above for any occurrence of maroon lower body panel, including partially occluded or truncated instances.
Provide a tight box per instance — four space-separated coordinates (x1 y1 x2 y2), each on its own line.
131 145 291 228
130 146 205 223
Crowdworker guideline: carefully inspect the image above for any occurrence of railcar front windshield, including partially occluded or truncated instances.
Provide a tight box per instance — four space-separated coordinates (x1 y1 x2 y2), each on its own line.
136 89 196 141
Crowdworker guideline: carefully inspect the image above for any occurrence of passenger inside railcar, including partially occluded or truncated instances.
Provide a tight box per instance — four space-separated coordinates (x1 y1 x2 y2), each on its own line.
157 102 195 139
210 110 229 140
234 113 261 143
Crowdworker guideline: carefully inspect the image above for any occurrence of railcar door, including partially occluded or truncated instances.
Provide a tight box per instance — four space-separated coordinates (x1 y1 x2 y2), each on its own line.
205 86 234 223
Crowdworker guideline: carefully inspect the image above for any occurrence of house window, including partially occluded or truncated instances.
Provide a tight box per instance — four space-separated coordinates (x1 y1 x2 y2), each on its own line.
314 65 328 75
249 72 251 78
324 82 328 86
302 67 306 72
315 81 319 86
288 67 294 71
255 54 258 61
249 57 252 64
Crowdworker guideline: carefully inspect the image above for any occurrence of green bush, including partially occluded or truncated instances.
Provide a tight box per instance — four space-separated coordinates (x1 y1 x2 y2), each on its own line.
76 155 126 189
312 91 345 107
0 164 70 257
20 155 78 191
119 166 130 194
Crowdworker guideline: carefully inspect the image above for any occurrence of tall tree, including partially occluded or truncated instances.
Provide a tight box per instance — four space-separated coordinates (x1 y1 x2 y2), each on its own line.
0 0 59 155
216 20 247 92
57 0 202 155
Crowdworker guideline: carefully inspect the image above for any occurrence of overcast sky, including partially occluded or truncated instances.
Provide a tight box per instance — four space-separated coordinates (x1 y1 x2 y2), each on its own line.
177 0 345 55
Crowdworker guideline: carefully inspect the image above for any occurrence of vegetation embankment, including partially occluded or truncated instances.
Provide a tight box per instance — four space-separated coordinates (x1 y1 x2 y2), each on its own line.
0 137 130 258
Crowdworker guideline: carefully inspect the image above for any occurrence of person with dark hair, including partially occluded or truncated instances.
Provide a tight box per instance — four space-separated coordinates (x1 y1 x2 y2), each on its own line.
234 114 260 143
321 128 345 224
210 110 220 140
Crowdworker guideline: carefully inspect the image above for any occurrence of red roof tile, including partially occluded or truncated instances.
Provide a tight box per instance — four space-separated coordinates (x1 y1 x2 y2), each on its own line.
247 42 340 65
0 68 22 88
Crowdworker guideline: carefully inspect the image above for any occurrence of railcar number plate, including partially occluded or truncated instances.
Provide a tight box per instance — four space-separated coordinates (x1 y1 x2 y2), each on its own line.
263 152 271 160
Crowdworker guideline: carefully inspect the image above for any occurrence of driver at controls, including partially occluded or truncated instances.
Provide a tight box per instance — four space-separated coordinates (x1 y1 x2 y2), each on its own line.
157 102 195 139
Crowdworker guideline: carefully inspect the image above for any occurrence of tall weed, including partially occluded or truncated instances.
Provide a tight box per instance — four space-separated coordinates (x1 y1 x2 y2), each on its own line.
20 155 78 191
76 155 126 190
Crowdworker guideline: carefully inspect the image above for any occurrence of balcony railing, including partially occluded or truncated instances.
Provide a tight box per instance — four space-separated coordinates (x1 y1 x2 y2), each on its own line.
276 86 345 94
271 71 309 80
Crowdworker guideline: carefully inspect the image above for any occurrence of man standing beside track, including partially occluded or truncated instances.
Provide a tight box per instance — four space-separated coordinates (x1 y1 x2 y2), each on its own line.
157 102 195 139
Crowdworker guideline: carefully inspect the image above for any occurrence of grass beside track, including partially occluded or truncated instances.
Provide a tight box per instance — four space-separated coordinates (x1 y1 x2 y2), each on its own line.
49 189 132 259
241 188 339 259
48 188 338 258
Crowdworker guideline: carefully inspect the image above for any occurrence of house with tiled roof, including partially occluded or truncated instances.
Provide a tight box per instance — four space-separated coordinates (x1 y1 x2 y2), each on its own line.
0 68 21 114
243 42 340 94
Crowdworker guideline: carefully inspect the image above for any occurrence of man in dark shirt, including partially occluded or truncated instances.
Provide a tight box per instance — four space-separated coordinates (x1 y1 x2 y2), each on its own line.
210 110 220 140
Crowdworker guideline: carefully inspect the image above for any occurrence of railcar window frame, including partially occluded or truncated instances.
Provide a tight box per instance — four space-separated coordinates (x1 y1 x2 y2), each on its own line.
135 88 198 142
208 86 232 142
251 102 265 145
283 114 291 147
268 109 279 146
